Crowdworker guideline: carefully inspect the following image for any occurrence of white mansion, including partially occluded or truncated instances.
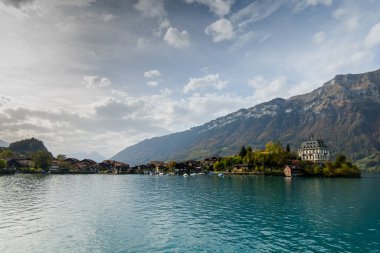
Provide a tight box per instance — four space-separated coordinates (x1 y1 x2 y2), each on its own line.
298 138 330 163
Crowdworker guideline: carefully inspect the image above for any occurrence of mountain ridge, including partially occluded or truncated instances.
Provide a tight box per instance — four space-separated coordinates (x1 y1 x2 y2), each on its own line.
112 69 380 166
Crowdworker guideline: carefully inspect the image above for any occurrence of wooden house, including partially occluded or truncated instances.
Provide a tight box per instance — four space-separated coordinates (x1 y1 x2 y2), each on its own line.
283 165 305 177
6 158 35 169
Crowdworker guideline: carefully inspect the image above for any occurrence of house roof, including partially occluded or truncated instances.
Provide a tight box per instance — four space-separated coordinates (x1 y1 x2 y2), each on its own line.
284 164 303 170
299 139 328 149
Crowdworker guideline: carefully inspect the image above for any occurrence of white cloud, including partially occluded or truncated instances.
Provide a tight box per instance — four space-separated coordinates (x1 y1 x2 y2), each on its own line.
205 18 234 42
231 31 255 49
345 17 359 32
144 70 162 78
101 13 116 22
332 8 347 19
365 23 380 48
134 0 165 18
305 0 332 6
82 76 111 88
185 0 234 16
313 31 325 44
231 0 282 30
0 0 35 19
293 0 332 12
332 8 359 31
2 0 34 8
164 27 190 48
93 98 131 119
147 81 159 87
154 19 171 37
110 89 128 97
0 95 11 107
137 37 149 48
248 75 288 102
184 74 228 93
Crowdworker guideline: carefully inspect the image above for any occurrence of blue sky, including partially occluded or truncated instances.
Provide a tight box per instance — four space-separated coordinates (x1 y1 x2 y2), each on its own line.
0 0 380 157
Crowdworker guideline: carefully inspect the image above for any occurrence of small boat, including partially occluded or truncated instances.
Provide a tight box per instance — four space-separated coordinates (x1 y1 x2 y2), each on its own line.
217 173 224 177
183 173 189 177
159 172 165 176
190 173 197 176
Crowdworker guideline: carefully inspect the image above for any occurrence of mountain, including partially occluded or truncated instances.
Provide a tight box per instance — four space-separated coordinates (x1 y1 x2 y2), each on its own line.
9 138 51 157
68 151 105 163
0 140 9 148
112 69 380 166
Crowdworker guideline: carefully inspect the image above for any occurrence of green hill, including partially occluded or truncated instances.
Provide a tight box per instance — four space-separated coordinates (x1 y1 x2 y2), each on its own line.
9 138 51 157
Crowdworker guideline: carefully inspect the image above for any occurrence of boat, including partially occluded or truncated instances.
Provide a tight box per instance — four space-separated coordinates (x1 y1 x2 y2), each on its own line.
183 173 188 177
190 173 197 176
217 173 224 177
159 172 165 176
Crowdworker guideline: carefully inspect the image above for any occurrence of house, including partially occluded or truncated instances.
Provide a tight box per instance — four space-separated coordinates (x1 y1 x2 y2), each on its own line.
175 162 191 174
298 137 330 163
283 165 305 177
233 164 249 173
62 158 81 173
6 158 35 169
49 159 62 173
77 159 99 173
113 161 130 174
99 160 130 174
149 161 166 173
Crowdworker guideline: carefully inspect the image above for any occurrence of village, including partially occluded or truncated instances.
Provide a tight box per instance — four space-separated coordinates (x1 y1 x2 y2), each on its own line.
0 138 360 177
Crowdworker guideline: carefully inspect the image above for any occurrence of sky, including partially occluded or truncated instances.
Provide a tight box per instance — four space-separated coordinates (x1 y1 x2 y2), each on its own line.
0 0 380 158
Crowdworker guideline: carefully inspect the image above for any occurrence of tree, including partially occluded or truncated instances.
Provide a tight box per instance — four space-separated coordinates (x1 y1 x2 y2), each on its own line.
57 154 67 161
167 160 176 172
213 161 224 171
286 144 290 153
0 149 13 159
335 154 347 167
0 159 6 169
239 145 247 158
247 146 252 153
265 141 283 154
32 151 52 170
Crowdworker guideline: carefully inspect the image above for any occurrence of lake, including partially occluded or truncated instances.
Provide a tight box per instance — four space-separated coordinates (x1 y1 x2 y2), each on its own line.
0 174 379 252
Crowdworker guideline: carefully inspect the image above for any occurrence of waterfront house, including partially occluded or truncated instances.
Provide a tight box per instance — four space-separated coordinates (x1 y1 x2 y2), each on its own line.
149 161 166 173
175 162 191 174
62 158 81 173
49 159 61 173
233 164 249 173
113 161 130 174
298 137 330 163
6 158 35 169
99 160 130 174
77 159 99 173
283 165 305 177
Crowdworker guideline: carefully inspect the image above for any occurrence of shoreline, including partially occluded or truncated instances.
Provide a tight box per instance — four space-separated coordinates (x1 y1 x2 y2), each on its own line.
0 170 361 178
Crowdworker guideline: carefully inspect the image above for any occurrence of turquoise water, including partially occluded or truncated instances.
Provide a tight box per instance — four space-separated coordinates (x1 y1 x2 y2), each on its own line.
0 174 379 252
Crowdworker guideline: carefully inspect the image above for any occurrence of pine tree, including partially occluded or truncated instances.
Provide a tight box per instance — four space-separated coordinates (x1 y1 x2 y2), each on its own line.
239 145 247 158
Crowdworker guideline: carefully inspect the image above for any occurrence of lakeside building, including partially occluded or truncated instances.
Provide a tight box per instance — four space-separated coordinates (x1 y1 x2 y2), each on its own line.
283 164 305 177
298 137 330 163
